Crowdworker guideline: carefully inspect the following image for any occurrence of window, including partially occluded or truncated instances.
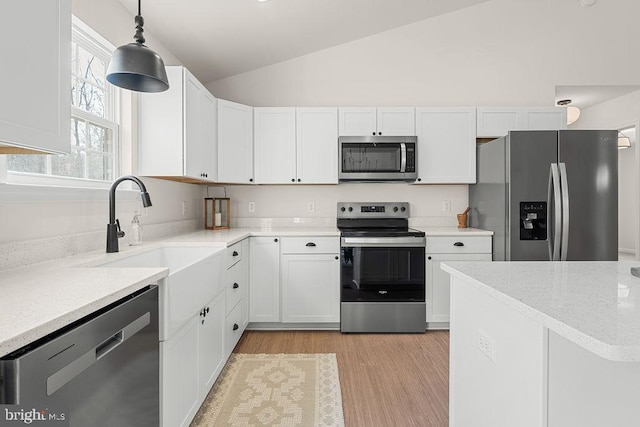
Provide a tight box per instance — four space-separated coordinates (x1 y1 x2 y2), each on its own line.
7 17 119 185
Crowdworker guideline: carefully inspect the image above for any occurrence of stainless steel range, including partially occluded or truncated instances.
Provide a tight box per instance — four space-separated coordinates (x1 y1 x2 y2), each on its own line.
338 202 426 333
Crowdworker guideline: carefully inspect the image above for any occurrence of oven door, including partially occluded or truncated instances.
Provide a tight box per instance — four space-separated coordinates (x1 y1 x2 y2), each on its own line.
340 237 425 302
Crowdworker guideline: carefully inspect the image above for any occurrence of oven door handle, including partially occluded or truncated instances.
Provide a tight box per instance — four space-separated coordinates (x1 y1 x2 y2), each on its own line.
341 237 426 248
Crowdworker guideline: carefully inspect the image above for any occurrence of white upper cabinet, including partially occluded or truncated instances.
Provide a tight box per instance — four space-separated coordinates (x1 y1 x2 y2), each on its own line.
254 108 297 184
338 107 377 136
218 99 254 184
296 107 338 184
139 66 217 181
415 107 477 184
476 107 567 138
0 0 71 154
377 107 416 136
339 107 415 136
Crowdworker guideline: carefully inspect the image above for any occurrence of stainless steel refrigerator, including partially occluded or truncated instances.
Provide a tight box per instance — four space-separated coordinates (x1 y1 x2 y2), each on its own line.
470 130 618 261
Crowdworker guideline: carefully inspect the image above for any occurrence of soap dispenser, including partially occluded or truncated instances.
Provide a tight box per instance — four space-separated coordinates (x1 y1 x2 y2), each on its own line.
130 212 143 246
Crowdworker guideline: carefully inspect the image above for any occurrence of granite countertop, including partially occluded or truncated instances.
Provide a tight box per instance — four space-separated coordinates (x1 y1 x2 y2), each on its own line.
442 261 640 362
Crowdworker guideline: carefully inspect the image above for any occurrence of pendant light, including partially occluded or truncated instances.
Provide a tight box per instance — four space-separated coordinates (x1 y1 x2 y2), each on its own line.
106 0 169 93
618 131 631 150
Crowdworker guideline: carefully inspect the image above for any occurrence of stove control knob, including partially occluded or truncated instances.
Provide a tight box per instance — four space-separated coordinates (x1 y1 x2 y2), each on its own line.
393 207 398 212
348 207 353 212
400 207 406 212
340 207 346 212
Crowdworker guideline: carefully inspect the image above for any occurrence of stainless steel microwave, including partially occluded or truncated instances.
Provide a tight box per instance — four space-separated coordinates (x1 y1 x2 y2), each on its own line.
338 135 417 182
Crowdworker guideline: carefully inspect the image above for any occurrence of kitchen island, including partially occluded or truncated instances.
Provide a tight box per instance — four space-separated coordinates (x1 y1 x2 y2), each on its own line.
442 261 640 427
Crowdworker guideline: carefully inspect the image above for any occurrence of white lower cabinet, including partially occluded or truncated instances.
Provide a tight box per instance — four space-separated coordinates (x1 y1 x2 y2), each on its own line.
249 237 281 322
224 239 249 355
161 291 224 427
281 253 340 323
426 236 492 327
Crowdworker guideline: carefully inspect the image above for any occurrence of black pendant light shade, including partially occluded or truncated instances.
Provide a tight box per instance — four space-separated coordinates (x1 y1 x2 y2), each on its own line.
106 1 169 93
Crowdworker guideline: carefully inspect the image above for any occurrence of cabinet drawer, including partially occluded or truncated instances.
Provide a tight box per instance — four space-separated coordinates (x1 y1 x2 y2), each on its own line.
225 302 243 356
426 236 491 254
225 242 242 269
224 263 244 315
280 236 339 254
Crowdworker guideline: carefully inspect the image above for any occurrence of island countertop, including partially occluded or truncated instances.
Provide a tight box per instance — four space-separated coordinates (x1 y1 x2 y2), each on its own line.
442 261 640 362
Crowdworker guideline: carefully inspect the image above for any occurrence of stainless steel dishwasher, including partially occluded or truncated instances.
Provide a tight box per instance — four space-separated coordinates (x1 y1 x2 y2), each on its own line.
0 286 159 426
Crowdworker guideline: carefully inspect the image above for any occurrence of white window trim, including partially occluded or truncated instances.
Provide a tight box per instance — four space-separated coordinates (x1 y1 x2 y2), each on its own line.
1 15 132 199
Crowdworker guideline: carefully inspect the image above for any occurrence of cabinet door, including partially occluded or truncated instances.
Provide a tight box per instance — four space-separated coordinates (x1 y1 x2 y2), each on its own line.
296 107 338 184
281 254 340 323
254 107 297 184
427 253 492 324
184 73 204 179
249 237 280 322
0 0 71 154
476 107 522 138
199 291 225 399
161 316 199 427
377 107 415 136
415 107 477 184
218 99 254 183
522 107 567 131
338 107 377 136
139 66 184 176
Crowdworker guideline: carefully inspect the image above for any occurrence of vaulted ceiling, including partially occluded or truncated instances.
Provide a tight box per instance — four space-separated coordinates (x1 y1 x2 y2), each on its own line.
118 0 490 84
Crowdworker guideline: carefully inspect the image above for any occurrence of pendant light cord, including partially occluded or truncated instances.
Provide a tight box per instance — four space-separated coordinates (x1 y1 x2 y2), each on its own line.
134 0 145 45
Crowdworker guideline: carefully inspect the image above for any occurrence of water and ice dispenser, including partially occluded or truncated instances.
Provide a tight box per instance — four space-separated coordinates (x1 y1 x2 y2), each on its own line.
520 202 547 240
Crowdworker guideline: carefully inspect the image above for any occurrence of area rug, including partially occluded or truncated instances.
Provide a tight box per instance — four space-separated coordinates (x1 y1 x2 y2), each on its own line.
192 353 345 427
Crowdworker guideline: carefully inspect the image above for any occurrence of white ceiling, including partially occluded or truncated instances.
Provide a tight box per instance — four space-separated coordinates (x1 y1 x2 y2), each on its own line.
118 0 490 84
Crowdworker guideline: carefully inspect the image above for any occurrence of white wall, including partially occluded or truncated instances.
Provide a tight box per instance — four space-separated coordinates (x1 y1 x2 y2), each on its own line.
207 0 640 107
214 184 468 227
0 0 203 248
572 90 640 256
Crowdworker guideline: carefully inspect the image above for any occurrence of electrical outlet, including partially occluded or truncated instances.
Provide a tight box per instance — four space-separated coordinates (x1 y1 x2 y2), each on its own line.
307 201 315 213
248 202 256 213
477 329 495 362
181 201 187 216
442 200 451 212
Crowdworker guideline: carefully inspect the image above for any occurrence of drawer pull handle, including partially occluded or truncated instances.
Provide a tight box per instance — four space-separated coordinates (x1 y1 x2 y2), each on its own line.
233 323 239 331
232 251 239 257
233 283 239 289
305 242 316 247
454 242 464 247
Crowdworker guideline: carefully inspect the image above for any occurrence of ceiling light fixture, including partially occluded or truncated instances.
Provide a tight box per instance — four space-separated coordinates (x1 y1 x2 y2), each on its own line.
106 0 169 93
557 99 581 125
618 131 631 150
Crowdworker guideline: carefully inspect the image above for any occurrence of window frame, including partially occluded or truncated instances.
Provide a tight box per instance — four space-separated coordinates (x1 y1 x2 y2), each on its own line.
3 15 121 191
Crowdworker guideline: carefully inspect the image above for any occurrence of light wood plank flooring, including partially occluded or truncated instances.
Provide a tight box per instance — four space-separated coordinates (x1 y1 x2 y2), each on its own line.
234 330 449 427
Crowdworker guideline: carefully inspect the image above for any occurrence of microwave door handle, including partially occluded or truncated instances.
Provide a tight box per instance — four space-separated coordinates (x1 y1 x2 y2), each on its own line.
400 143 407 173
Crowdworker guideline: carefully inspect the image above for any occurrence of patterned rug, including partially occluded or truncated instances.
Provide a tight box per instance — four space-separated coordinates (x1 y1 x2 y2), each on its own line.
192 353 345 427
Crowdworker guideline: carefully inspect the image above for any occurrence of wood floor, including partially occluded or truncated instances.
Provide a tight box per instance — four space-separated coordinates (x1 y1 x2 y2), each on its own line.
234 330 450 427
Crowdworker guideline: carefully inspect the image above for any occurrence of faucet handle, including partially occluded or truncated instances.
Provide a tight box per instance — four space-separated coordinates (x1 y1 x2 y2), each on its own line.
115 219 125 238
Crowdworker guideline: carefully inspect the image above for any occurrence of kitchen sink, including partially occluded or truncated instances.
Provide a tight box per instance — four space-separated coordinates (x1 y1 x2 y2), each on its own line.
95 245 225 340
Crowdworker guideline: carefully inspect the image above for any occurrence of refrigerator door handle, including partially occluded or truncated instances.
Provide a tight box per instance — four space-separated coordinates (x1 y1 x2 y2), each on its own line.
559 162 570 261
548 163 562 261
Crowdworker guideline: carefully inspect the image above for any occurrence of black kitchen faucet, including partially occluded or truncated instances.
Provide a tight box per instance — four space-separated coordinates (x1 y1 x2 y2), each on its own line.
106 175 152 253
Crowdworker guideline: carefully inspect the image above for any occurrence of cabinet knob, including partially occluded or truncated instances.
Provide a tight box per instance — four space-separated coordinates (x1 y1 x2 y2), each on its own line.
372 132 376 136
291 178 295 182
249 178 253 182
233 323 239 331
233 282 239 289
335 256 339 260
454 242 464 247
378 132 382 135
305 242 316 247
297 179 301 182
274 238 278 242
428 256 432 260
232 251 239 257
206 307 210 314
417 178 422 182
205 173 208 178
